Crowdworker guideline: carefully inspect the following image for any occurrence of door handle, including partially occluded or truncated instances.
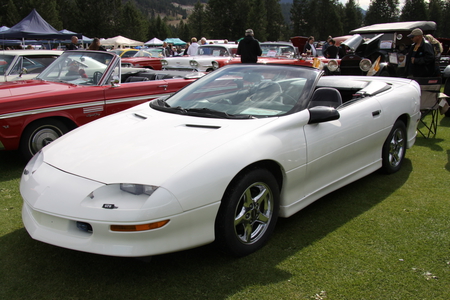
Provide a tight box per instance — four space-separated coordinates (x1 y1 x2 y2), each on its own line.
372 110 381 117
158 85 168 90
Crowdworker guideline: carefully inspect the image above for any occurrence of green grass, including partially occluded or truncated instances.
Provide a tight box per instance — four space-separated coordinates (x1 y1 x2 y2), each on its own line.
1 115 449 300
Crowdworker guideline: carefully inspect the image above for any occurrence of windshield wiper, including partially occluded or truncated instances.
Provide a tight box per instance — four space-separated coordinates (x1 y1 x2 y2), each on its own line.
150 100 253 119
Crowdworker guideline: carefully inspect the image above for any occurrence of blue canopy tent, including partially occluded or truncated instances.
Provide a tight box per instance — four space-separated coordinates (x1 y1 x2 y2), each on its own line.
0 9 82 40
0 26 10 32
163 38 186 46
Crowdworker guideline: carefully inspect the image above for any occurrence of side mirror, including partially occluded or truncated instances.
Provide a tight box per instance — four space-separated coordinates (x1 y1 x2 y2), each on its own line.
308 106 340 124
19 67 28 77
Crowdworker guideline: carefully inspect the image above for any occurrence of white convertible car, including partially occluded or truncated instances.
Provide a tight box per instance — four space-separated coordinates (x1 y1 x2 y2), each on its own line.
21 64 421 257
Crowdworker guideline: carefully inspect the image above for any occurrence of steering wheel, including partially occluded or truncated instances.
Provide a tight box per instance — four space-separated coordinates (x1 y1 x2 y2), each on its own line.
93 71 103 85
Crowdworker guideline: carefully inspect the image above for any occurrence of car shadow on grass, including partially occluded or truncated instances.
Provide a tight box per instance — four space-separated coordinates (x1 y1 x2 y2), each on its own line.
0 150 26 182
0 159 413 299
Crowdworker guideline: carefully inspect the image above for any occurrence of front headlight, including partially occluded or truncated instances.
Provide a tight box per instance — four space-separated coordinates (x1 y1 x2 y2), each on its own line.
161 60 168 66
120 183 158 196
190 60 198 67
327 59 339 72
359 59 372 72
212 61 219 69
23 151 44 176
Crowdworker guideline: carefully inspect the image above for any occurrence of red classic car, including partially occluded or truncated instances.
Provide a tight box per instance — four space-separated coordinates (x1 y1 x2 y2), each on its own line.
0 50 203 160
120 48 166 70
211 41 341 74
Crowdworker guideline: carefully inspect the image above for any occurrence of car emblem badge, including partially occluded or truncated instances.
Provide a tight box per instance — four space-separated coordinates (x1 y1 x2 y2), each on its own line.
102 204 118 209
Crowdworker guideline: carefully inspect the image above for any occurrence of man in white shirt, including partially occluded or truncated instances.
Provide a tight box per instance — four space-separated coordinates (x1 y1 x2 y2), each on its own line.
187 37 199 56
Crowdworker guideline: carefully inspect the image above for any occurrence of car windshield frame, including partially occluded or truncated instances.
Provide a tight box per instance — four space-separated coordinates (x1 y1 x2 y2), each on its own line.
152 64 320 119
260 44 296 58
36 50 117 86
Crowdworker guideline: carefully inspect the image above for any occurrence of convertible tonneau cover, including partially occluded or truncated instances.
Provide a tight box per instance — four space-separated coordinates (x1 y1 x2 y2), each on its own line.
350 21 436 34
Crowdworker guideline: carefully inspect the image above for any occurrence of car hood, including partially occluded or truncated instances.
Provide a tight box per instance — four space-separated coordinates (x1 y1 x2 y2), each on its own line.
43 103 277 185
0 79 74 99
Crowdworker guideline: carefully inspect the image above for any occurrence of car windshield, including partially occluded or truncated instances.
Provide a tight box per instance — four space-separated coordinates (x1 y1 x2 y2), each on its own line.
0 55 14 75
261 44 296 58
36 51 115 86
197 46 237 56
143 48 165 57
151 64 319 118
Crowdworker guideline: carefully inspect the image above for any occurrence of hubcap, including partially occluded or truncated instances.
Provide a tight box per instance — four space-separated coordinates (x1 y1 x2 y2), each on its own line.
388 128 405 168
30 127 62 154
234 182 273 245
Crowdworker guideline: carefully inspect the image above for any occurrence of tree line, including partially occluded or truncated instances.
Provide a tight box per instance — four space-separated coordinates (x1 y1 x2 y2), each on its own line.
1 0 450 44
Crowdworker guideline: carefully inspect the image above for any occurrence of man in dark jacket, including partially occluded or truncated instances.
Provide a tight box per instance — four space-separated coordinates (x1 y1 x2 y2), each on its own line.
237 29 262 63
405 28 436 78
67 36 79 50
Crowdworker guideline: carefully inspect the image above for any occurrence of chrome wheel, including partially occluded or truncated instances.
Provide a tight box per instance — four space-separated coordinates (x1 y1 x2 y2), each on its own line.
388 127 405 168
215 168 279 256
234 182 274 245
382 120 406 174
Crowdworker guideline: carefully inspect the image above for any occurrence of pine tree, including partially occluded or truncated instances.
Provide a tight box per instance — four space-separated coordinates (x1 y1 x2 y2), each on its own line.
120 1 148 42
344 0 363 34
4 0 21 27
428 0 443 37
365 0 400 25
188 1 207 39
400 0 428 21
265 0 284 41
247 0 268 42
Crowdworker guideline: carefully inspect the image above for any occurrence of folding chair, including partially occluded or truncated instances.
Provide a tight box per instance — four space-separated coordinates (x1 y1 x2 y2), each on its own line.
416 77 442 138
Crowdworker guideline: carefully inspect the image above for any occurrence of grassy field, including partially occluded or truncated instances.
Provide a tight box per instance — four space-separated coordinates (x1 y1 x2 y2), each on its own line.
1 115 449 300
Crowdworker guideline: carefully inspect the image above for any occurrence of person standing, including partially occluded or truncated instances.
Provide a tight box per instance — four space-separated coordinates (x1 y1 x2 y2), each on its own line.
323 39 338 58
88 38 106 51
303 36 317 57
405 28 436 78
187 37 199 56
67 36 79 50
237 29 262 63
322 36 332 53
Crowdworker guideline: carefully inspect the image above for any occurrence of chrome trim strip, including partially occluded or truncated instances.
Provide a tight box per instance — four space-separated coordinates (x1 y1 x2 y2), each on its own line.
0 101 105 120
0 94 173 120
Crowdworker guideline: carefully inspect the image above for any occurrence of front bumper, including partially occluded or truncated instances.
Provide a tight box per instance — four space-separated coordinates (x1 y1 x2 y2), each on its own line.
20 160 220 257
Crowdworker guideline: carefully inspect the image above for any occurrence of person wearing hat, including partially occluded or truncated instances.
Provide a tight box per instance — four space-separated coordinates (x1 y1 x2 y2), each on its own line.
405 28 436 78
237 29 262 63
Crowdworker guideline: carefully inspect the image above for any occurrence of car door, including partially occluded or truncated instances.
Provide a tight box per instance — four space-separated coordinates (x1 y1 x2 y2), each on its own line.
302 96 385 198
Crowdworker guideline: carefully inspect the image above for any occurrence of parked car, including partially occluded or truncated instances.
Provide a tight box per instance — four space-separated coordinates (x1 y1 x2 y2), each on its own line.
0 50 63 82
121 48 166 70
161 44 238 72
110 48 150 58
338 21 437 76
20 64 421 258
211 41 339 74
0 50 203 160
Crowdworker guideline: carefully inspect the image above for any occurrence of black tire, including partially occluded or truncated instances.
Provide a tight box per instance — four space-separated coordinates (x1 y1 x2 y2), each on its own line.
381 120 407 174
20 119 69 160
215 168 280 257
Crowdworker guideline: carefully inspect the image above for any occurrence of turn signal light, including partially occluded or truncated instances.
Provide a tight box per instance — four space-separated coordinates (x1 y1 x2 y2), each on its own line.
110 220 170 232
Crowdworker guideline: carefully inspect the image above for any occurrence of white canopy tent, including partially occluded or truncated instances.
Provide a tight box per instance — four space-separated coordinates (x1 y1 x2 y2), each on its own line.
144 37 163 46
101 35 144 48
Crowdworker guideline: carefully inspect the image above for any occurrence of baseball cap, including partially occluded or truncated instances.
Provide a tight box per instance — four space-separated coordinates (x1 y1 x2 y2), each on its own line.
407 28 423 38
